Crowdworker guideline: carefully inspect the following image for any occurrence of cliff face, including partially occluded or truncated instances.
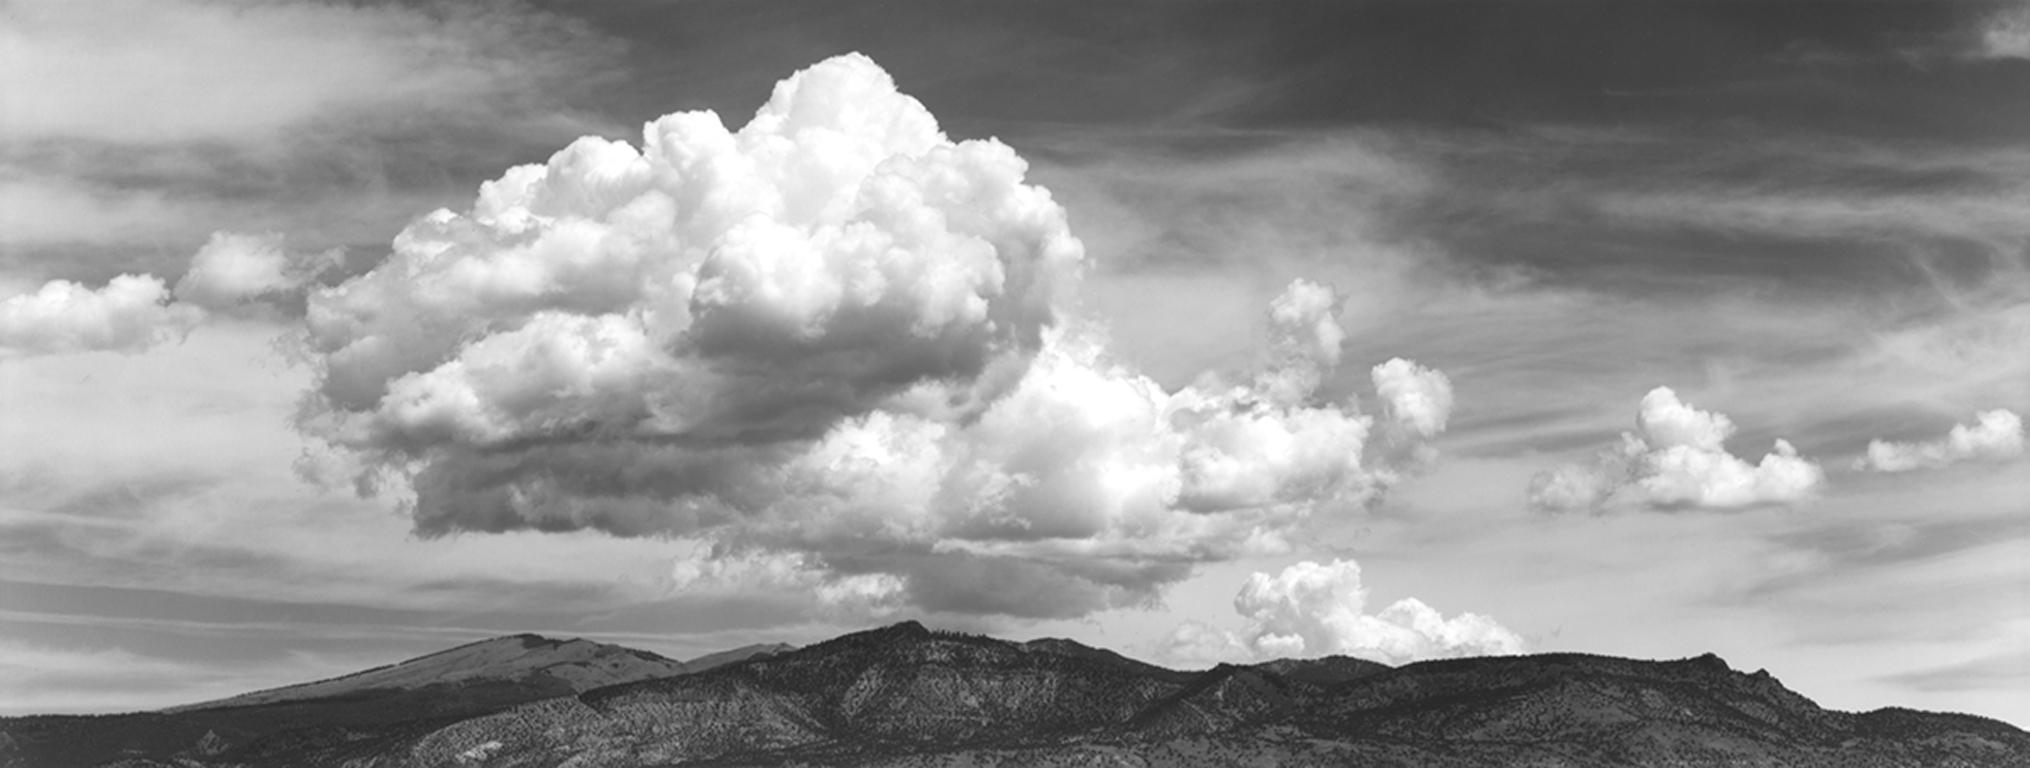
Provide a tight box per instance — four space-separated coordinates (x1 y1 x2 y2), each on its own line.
6 623 2026 768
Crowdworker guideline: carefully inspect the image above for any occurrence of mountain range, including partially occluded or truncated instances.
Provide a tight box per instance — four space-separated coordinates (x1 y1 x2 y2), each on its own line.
3 621 2023 767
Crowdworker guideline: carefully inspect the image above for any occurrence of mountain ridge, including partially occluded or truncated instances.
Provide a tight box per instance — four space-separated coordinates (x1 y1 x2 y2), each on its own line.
3 621 2024 768
164 633 688 713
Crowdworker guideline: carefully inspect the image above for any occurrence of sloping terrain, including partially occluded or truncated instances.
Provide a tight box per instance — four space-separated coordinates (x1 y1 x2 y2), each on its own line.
172 634 688 712
0 634 689 768
3 622 2025 767
681 642 798 673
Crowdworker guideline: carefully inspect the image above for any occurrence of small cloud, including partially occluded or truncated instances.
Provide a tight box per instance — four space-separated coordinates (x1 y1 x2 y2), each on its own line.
1252 278 1345 405
1528 387 1825 514
1979 2 2030 60
0 274 204 356
1158 619 1252 668
1372 357 1454 439
0 230 343 357
1161 558 1524 667
1857 409 2025 473
173 231 336 313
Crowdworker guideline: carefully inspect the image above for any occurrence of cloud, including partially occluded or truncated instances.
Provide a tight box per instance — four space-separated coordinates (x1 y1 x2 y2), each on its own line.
0 0 608 145
1884 649 2030 694
1254 278 1346 405
295 54 1452 618
1858 409 2025 473
1157 620 1253 668
0 275 204 356
0 0 617 278
665 540 907 618
0 226 360 357
0 177 194 249
1372 357 1454 439
1528 387 1825 513
1161 558 1525 666
1979 2 2030 60
0 639 225 712
172 232 337 313
0 228 347 356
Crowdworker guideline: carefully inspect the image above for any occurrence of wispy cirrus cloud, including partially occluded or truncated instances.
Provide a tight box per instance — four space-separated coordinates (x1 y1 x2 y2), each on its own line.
0 0 611 146
0 638 292 713
1883 646 2030 694
0 0 624 283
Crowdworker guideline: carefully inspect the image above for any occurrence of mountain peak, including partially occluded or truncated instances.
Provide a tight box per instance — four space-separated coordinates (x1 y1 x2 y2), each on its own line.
884 619 931 635
826 619 934 645
1679 651 1734 673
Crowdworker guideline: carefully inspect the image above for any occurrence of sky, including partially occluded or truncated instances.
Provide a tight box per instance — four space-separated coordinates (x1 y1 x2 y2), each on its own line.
1 0 2026 726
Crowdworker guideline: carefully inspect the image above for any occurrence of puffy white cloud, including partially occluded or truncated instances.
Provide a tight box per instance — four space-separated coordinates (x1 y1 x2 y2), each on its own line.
1529 387 1825 513
1270 279 1346 366
1372 357 1453 439
1177 558 1526 665
0 230 344 357
1635 386 1733 452
304 53 1078 431
173 231 335 312
295 54 1453 618
1157 620 1252 668
1253 278 1345 405
0 274 204 356
1858 409 2025 473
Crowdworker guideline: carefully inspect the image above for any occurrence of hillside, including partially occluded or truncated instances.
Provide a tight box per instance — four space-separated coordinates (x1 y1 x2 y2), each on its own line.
682 642 798 673
3 622 2025 767
0 634 688 768
169 634 688 712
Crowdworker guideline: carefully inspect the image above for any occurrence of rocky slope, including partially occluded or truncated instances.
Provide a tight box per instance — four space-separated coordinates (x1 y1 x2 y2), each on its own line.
4 622 2024 767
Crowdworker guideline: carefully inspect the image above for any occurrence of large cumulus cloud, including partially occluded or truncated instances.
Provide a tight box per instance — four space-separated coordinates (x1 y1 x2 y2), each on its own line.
1161 558 1524 666
1857 409 2024 473
1528 387 1825 513
295 54 1454 618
